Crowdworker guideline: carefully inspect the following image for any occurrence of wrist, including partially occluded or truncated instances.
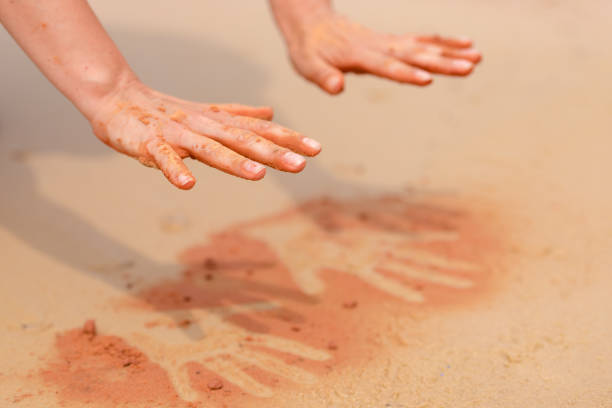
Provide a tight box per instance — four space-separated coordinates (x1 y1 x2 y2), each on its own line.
270 0 335 44
71 65 139 122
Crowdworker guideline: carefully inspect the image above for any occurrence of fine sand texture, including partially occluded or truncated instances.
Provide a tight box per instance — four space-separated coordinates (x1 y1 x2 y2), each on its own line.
1 0 611 407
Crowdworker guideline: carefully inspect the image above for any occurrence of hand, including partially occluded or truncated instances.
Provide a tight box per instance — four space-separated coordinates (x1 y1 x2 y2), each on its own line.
0 0 321 190
91 80 322 189
272 4 482 94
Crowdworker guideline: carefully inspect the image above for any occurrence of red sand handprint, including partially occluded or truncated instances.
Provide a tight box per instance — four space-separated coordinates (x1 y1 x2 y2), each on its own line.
41 193 509 407
239 194 505 305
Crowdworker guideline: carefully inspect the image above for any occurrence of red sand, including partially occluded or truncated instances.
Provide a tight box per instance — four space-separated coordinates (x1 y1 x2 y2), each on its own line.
40 322 188 407
41 194 511 407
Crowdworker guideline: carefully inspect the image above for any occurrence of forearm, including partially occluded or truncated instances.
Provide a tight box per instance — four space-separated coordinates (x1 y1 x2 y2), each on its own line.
0 0 136 120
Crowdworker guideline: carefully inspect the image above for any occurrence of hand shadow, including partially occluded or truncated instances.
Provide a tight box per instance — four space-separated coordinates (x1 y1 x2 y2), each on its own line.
0 27 307 339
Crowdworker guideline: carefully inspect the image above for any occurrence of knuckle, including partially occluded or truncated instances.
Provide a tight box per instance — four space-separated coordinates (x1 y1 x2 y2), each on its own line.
252 118 272 131
206 143 226 157
425 44 443 55
91 120 109 143
386 60 407 75
194 115 218 130
340 50 361 66
386 43 399 55
137 155 157 168
294 57 320 79
156 141 174 156
273 147 290 165
232 128 259 146
191 140 220 158
233 157 250 173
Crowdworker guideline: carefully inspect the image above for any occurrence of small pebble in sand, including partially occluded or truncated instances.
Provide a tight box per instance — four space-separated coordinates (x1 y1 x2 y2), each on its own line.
327 342 338 351
177 319 191 328
82 320 96 338
342 301 358 309
207 379 224 391
291 326 301 332
357 212 370 221
204 258 218 270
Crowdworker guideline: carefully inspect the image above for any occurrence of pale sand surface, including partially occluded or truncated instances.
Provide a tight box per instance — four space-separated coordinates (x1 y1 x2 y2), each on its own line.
1 1 611 407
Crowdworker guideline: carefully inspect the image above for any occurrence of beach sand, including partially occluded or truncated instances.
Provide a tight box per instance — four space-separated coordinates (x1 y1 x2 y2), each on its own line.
1 1 611 406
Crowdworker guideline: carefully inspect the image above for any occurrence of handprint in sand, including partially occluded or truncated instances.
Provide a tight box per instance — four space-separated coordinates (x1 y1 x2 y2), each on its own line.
242 195 495 303
43 194 503 406
97 300 330 402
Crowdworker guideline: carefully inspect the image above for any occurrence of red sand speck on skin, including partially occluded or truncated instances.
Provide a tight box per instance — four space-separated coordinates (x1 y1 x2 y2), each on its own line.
41 193 512 407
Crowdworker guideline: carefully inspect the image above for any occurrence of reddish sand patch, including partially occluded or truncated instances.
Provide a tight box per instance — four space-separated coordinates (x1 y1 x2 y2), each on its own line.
42 193 511 407
40 321 190 407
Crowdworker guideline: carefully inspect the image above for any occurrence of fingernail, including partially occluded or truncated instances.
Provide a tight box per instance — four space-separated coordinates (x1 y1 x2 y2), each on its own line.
178 173 195 187
464 50 482 63
243 161 265 175
325 76 343 93
415 70 432 82
302 137 321 151
453 60 473 71
283 152 306 168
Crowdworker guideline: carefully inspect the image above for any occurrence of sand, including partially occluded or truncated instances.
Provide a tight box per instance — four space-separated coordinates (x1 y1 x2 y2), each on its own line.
1 0 611 407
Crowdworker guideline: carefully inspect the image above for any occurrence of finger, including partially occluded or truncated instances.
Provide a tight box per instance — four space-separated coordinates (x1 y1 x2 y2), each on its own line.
353 50 432 85
199 109 321 156
294 54 345 94
166 366 202 403
254 334 330 361
414 34 473 49
146 138 196 190
439 47 482 63
202 358 273 398
178 115 307 173
383 259 474 289
393 247 480 271
168 126 266 181
360 269 425 303
236 350 319 384
401 53 474 76
208 104 274 120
